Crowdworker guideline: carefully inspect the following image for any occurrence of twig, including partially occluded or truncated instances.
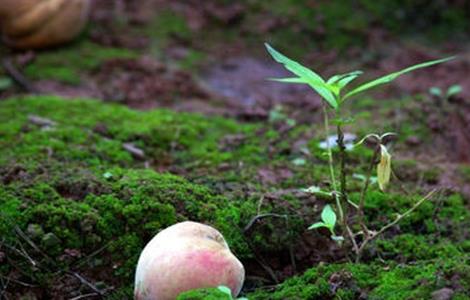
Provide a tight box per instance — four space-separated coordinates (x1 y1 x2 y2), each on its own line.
2 57 37 93
336 123 349 231
243 213 297 282
354 189 437 262
28 115 57 127
69 293 100 300
243 213 288 232
357 146 379 234
123 143 145 160
67 272 104 296
0 274 37 288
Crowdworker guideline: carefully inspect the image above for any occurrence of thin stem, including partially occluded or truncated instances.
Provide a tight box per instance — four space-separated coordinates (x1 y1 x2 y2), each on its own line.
321 104 344 224
357 145 379 233
354 189 437 262
336 123 349 229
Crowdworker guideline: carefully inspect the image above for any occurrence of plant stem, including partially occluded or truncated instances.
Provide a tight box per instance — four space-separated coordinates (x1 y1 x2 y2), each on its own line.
321 104 344 224
336 123 348 228
354 189 437 262
357 145 379 233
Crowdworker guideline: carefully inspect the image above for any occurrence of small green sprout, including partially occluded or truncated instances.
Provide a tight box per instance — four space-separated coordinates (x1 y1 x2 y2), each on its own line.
429 84 462 100
265 43 454 109
266 42 450 260
308 205 343 241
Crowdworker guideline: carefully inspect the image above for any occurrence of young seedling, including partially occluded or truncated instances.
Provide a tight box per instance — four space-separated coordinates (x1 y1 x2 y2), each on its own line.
265 43 452 261
308 204 343 242
429 84 462 101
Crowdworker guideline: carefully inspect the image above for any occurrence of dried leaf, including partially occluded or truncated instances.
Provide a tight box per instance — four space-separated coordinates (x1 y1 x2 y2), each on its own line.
377 144 392 191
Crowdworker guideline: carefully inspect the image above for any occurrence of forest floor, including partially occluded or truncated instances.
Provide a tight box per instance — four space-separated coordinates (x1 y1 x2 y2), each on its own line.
1 1 470 299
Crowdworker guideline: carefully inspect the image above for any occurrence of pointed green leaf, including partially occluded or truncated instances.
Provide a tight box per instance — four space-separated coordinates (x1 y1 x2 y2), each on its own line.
331 235 344 242
269 77 309 84
344 56 455 101
327 70 363 89
308 222 327 230
321 204 336 227
337 71 363 86
429 87 442 97
377 144 392 191
265 43 338 108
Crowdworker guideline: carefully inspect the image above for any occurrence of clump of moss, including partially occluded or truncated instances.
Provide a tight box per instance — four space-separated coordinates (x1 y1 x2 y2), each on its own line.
177 287 232 300
0 96 268 297
0 164 256 295
0 96 318 298
0 96 262 168
248 258 470 300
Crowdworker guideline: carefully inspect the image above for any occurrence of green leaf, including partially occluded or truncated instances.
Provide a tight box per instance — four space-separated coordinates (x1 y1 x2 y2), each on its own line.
321 204 336 227
269 77 308 84
327 70 363 89
429 87 442 97
344 56 455 100
331 235 344 242
377 144 392 191
308 222 328 230
265 43 338 109
446 84 462 98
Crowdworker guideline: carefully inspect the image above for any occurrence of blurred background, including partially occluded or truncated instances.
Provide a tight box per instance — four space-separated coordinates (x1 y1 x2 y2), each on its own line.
1 0 470 117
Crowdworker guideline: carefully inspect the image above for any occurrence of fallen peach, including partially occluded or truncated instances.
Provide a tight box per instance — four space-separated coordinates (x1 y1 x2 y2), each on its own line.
0 0 90 49
134 221 245 300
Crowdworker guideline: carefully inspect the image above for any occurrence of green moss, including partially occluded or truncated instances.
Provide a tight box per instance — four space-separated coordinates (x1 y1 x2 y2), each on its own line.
0 164 256 294
177 287 231 300
24 40 137 84
248 259 470 300
351 191 470 236
0 96 262 168
375 234 463 262
457 165 470 182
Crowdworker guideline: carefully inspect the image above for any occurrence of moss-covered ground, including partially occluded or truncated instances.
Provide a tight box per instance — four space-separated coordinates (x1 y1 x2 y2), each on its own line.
1 96 469 299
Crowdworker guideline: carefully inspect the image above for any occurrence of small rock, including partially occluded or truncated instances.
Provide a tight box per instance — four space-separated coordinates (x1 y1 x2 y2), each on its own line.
432 287 454 300
19 292 38 300
26 223 44 239
405 135 421 146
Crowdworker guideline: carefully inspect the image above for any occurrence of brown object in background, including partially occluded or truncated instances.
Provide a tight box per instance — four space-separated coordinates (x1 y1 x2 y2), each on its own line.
0 0 91 49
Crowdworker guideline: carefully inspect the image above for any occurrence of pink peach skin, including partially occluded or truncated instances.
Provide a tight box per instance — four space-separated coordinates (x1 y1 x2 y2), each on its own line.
134 221 245 300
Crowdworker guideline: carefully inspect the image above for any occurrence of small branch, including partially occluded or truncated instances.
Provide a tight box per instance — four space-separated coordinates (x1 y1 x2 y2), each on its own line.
66 272 104 296
0 274 37 288
123 143 145 160
2 58 37 93
243 213 287 233
243 213 296 281
69 293 100 300
357 146 379 234
355 189 437 262
375 189 436 237
28 115 57 127
336 123 349 233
